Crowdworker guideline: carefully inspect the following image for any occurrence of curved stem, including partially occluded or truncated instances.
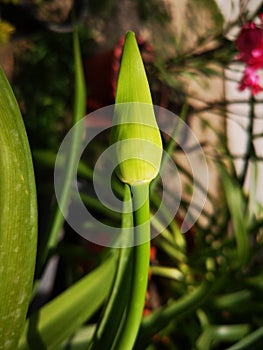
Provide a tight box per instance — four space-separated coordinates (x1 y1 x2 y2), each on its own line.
115 182 151 350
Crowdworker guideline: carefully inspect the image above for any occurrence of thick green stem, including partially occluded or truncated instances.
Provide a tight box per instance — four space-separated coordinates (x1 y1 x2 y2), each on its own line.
88 185 133 350
115 182 150 350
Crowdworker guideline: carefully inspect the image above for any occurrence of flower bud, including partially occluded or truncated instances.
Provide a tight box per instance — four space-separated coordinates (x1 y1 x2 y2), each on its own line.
110 31 162 185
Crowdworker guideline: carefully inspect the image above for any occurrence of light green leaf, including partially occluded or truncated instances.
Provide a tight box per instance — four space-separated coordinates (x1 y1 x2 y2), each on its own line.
18 252 118 350
0 67 38 349
60 326 95 350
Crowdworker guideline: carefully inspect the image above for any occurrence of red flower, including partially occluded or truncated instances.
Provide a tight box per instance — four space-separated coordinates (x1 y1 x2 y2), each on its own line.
236 15 263 95
238 67 263 95
236 22 263 69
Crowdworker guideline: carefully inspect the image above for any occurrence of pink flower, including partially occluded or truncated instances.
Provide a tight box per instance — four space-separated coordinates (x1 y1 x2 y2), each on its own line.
236 22 263 68
239 67 262 95
236 15 263 95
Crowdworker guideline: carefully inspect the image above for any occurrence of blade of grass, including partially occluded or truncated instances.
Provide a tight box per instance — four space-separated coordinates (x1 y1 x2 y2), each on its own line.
246 159 258 224
218 165 250 269
37 27 87 276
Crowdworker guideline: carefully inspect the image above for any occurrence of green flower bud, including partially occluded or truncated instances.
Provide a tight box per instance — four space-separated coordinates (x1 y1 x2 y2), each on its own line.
110 31 162 186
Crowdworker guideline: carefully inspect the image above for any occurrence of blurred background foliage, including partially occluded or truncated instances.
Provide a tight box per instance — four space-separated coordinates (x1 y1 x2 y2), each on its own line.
1 0 263 349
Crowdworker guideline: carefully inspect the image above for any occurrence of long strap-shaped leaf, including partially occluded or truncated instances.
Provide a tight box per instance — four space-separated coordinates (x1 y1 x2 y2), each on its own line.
37 27 86 276
0 68 38 349
218 165 249 269
18 251 118 350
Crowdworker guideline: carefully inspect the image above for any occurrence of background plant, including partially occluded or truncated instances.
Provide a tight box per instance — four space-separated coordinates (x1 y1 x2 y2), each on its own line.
0 0 263 349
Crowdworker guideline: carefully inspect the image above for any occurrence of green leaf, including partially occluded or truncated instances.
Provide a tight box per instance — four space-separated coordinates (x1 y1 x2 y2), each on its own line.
18 252 118 350
0 67 38 349
218 165 250 268
225 326 263 350
60 326 95 350
37 27 87 276
196 324 250 350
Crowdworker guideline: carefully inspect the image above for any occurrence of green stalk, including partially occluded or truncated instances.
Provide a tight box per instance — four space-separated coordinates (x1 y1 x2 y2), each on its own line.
115 182 151 350
88 184 133 350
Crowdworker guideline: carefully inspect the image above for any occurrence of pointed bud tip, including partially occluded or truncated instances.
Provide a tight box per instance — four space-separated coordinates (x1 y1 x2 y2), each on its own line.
111 32 162 185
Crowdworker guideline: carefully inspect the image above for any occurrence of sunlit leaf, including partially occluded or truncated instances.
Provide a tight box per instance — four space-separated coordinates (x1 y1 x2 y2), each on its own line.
0 67 37 349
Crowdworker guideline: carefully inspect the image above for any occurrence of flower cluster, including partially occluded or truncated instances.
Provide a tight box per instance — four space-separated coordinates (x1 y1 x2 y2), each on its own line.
236 15 263 95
